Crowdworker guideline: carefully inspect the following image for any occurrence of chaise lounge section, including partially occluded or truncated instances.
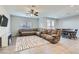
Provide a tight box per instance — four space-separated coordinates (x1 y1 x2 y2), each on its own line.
36 29 61 44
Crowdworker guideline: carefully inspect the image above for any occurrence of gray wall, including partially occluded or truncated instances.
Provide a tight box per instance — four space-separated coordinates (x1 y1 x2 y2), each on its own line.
11 16 39 36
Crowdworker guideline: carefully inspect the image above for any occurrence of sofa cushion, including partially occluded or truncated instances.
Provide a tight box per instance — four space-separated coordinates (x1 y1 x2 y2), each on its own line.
47 29 52 34
41 34 47 38
45 35 53 40
50 30 57 35
36 32 41 36
41 30 48 34
41 34 53 40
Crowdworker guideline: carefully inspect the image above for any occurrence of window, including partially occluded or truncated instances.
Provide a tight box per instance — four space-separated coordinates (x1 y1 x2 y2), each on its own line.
51 20 54 27
47 20 54 29
20 22 32 29
47 20 51 29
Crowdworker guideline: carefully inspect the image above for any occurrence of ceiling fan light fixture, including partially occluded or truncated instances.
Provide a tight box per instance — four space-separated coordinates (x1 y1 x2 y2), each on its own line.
32 5 36 7
26 5 39 16
31 9 34 14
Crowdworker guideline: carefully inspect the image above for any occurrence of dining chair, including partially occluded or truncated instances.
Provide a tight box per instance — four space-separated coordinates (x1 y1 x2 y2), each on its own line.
71 29 78 39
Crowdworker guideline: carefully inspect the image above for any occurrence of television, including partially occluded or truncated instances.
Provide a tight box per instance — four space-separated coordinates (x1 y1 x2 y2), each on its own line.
1 15 8 27
0 15 2 25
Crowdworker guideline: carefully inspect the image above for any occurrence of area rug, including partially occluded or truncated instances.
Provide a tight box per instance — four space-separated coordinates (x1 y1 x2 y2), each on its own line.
15 35 50 51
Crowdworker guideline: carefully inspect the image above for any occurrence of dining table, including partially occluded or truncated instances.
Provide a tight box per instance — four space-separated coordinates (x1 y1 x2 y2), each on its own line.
63 30 76 39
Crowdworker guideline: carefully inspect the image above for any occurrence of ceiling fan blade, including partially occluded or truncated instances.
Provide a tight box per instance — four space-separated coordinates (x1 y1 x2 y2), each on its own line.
26 10 33 14
34 12 38 16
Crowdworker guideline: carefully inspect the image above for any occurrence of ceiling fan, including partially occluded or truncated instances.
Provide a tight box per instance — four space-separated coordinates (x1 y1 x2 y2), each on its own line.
26 5 39 16
30 9 38 16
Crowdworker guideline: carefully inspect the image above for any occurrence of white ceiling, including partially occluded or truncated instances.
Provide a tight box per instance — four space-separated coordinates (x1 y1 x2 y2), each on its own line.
2 5 79 19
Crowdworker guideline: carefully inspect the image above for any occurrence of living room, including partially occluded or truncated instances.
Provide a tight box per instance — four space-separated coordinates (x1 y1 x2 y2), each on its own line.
0 5 79 54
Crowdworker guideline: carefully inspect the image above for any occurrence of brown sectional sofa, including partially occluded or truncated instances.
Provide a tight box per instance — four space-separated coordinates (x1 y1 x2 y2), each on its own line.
18 28 61 44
